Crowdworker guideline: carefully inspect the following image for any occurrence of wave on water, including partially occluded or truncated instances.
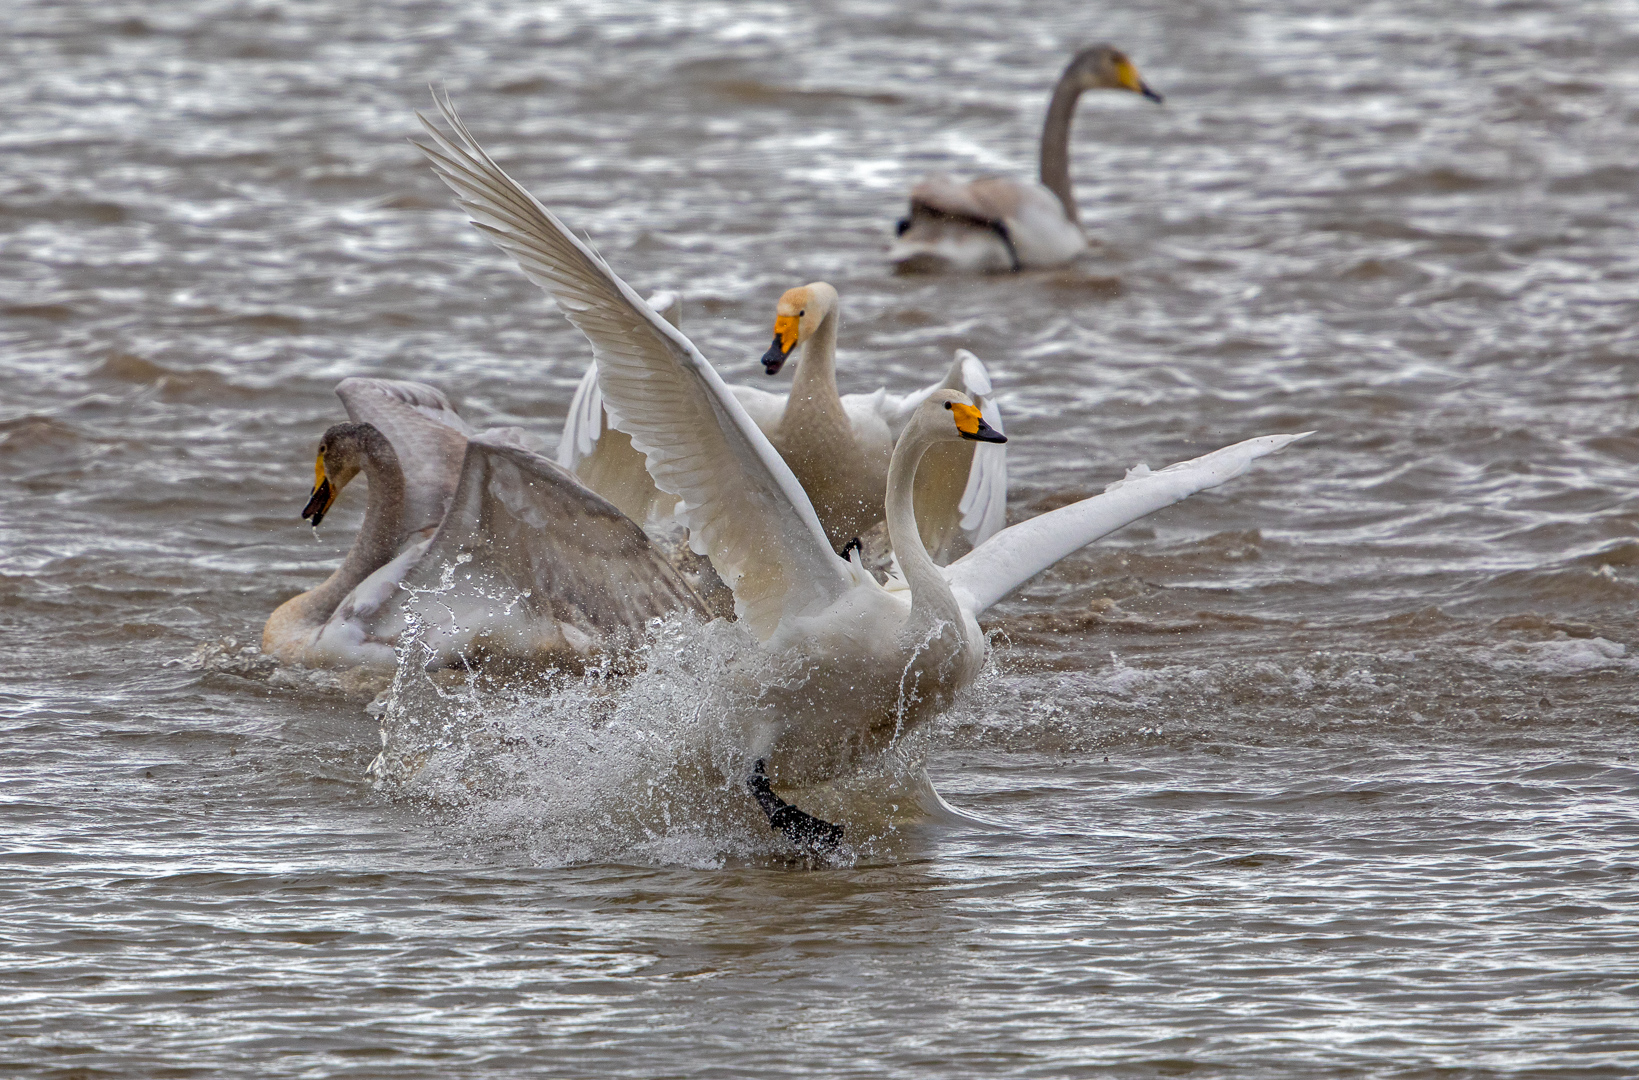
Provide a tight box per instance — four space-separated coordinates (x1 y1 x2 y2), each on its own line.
1478 635 1636 675
174 635 396 699
364 613 964 868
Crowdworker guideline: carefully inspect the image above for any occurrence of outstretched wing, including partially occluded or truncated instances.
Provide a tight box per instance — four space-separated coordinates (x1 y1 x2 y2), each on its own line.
414 92 852 640
334 377 472 541
389 434 707 663
555 291 683 526
944 433 1310 615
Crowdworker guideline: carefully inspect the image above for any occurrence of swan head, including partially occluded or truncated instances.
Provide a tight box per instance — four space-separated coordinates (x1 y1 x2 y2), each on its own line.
301 422 375 527
920 389 1007 444
1066 45 1163 104
760 282 838 375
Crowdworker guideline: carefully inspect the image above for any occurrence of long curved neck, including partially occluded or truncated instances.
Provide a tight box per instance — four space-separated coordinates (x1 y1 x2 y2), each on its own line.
301 440 407 624
885 423 963 630
1038 71 1086 225
788 306 841 410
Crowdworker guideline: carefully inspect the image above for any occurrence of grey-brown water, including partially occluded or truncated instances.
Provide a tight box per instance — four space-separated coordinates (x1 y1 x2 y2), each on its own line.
4 0 1638 1075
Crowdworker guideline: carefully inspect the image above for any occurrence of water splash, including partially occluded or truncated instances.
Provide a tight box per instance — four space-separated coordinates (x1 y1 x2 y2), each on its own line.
366 612 957 867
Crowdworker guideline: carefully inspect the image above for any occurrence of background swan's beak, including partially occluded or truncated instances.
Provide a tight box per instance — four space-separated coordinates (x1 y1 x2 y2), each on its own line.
1115 58 1163 104
761 335 791 374
302 477 335 527
762 313 800 374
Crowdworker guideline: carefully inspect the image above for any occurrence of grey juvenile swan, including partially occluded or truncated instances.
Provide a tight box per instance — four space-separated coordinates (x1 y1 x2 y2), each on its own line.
262 377 706 670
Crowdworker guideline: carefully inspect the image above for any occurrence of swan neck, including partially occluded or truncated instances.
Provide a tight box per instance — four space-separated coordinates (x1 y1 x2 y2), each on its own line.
1039 72 1085 225
886 424 961 627
788 307 840 407
304 436 408 622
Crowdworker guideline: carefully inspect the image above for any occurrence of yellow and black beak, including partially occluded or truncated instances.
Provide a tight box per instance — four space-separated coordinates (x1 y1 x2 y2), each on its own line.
301 452 336 527
947 401 1007 444
1117 58 1164 104
761 314 800 374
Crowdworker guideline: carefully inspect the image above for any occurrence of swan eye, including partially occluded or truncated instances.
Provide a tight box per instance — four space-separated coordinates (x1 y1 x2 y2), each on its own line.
943 402 953 410
798 309 805 317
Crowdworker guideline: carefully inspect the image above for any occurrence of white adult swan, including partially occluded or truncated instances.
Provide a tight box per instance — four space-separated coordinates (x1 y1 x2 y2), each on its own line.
560 282 1007 561
889 44 1163 273
262 377 706 670
415 95 1303 849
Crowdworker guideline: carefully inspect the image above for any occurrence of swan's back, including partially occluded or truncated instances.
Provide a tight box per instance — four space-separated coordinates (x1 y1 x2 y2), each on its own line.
890 175 1084 273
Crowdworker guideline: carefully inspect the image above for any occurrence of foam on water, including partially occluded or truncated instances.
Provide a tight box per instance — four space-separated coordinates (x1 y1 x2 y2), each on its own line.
1481 634 1635 675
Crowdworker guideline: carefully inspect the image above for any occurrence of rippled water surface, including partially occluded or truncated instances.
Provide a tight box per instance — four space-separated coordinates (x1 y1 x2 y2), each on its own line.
4 0 1638 1075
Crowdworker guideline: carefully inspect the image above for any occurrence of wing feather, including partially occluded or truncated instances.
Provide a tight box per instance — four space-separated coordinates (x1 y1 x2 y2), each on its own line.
556 363 603 469
413 93 849 639
389 435 706 661
557 290 688 524
953 350 1007 545
945 433 1310 615
911 175 1009 226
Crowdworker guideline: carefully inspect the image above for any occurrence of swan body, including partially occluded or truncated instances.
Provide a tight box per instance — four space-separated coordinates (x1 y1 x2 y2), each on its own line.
262 378 706 671
893 177 1090 273
415 95 1305 800
560 284 1007 560
890 44 1163 273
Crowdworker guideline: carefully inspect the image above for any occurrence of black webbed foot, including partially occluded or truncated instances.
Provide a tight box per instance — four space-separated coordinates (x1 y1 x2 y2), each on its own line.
837 537 863 562
748 759 844 853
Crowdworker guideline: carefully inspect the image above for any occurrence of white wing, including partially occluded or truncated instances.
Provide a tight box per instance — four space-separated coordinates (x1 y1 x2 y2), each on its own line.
556 362 603 470
414 93 851 640
945 433 1310 615
555 291 681 526
949 350 1008 546
557 288 681 472
334 377 472 541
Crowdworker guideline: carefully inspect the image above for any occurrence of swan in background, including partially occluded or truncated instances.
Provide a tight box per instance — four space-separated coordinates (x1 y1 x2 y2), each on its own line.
262 377 706 670
889 44 1163 273
743 282 1006 559
561 284 1007 562
415 94 1303 850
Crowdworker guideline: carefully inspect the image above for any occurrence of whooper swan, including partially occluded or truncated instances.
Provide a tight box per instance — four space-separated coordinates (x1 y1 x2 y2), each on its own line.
560 283 1006 561
890 44 1163 273
262 377 706 671
416 95 1303 850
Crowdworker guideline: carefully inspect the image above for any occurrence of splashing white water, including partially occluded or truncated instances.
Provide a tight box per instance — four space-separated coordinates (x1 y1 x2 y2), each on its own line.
366 612 968 866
